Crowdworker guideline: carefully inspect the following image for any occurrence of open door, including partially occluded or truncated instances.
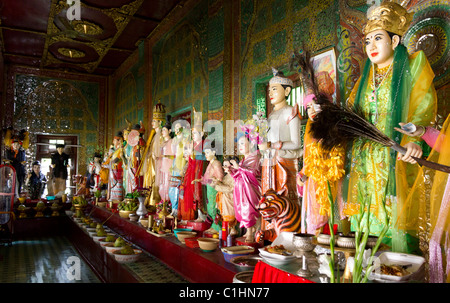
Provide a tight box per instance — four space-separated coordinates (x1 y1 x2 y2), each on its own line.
35 134 78 196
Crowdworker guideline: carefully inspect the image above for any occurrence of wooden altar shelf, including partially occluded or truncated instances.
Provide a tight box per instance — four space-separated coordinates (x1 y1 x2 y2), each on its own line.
87 205 240 283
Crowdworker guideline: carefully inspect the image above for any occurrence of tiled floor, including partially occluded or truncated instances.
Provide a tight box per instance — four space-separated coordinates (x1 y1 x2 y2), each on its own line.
0 236 101 283
124 252 188 283
0 235 188 283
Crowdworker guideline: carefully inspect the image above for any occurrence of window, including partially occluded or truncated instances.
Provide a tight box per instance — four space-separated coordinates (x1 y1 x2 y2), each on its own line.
287 85 306 118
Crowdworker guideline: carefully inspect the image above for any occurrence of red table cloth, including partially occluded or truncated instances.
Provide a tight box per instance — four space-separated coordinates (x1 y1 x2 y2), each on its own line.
251 261 315 283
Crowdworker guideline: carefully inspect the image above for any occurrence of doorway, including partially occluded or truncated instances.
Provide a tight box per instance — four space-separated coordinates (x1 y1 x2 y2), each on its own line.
35 134 78 196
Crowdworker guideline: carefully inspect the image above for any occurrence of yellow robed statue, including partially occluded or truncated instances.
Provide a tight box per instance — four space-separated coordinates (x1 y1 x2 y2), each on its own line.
138 102 166 206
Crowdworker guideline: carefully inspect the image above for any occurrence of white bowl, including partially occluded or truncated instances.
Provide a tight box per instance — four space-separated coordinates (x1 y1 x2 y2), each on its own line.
259 253 295 266
93 233 115 242
113 249 142 263
368 252 425 282
98 238 117 247
86 227 97 232
258 247 295 260
104 243 123 254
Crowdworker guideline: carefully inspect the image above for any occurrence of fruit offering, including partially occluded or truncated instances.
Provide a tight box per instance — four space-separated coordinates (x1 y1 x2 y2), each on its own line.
120 245 134 255
118 200 138 211
97 228 107 237
114 237 126 247
104 235 116 242
73 196 88 206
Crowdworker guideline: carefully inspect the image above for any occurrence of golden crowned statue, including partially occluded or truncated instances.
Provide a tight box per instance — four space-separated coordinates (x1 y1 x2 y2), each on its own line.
139 101 166 206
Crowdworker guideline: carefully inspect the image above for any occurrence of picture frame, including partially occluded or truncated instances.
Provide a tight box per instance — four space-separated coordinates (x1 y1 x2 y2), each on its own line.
311 46 339 103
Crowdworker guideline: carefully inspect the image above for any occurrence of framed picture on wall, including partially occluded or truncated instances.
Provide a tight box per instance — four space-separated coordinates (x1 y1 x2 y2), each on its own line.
311 47 339 103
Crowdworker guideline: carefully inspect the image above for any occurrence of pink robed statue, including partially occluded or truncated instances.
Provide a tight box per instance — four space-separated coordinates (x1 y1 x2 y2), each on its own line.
229 134 261 242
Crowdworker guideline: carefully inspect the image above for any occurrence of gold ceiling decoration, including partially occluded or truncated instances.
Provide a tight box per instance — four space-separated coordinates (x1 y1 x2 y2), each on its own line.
42 0 144 73
58 47 86 58
73 20 104 36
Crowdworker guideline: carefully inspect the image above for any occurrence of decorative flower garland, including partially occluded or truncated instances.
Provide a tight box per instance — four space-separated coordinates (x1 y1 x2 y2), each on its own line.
303 142 345 216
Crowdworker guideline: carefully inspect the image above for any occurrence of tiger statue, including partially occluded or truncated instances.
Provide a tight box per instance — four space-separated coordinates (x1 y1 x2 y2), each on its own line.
255 188 302 243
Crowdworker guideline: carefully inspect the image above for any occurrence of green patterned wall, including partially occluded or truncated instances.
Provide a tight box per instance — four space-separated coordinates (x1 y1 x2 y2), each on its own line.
239 0 339 120
114 42 145 133
152 0 225 122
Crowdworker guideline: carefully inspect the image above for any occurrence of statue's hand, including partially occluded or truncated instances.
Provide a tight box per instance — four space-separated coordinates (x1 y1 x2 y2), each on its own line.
210 177 218 186
398 142 422 165
394 122 425 137
296 173 306 185
230 160 239 169
258 142 268 151
272 141 283 150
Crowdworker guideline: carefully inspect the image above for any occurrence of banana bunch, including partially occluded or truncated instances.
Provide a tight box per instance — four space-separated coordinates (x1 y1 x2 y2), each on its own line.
73 196 88 206
118 200 138 211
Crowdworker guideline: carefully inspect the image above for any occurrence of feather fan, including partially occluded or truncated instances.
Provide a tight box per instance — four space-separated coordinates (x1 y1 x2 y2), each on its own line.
290 48 450 174
309 102 450 174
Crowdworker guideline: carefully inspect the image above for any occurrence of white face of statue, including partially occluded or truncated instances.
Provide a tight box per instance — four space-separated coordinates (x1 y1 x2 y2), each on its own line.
268 83 290 107
192 128 202 142
183 146 191 160
365 29 399 68
306 101 322 121
162 127 171 139
238 136 250 155
123 131 129 141
204 149 215 162
113 138 122 149
152 119 160 130
174 124 182 137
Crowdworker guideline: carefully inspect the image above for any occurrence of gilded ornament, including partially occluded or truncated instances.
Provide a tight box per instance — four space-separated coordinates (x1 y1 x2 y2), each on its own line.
152 101 167 121
363 1 413 36
73 20 103 36
58 47 86 58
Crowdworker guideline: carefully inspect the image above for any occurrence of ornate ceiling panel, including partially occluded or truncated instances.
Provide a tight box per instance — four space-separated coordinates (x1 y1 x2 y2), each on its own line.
0 0 184 76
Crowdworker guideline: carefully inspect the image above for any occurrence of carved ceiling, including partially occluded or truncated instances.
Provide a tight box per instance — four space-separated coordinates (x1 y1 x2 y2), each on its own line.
0 0 183 76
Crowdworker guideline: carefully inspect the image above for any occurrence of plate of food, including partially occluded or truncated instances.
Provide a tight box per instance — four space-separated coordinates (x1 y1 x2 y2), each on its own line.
271 232 296 252
258 245 295 260
368 252 425 282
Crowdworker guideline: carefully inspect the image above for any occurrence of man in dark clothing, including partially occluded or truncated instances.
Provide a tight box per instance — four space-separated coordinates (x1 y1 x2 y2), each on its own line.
26 161 47 200
51 144 70 194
